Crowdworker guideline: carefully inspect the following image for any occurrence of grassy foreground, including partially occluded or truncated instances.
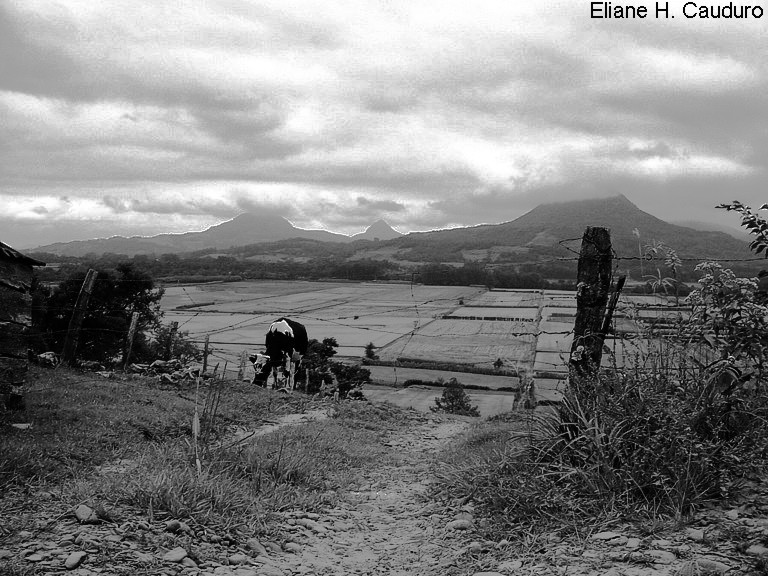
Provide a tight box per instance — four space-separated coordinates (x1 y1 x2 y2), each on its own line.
0 367 409 540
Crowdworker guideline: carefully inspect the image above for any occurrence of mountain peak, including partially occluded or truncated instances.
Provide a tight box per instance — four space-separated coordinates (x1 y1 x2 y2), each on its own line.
352 220 402 241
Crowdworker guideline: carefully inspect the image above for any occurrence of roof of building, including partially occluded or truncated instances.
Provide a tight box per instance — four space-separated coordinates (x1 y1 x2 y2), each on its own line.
0 241 46 267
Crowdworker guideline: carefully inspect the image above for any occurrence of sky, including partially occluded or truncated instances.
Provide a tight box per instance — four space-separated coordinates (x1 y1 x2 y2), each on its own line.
2 1 767 248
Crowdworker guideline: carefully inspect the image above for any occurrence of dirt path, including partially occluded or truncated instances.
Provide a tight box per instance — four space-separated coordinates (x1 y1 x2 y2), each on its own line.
257 415 475 576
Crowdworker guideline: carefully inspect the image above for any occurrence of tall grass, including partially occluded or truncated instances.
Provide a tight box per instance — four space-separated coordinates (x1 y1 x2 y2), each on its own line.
2 367 407 537
435 340 768 539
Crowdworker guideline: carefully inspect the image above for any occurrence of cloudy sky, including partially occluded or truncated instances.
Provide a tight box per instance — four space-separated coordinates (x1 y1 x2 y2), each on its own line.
2 1 767 248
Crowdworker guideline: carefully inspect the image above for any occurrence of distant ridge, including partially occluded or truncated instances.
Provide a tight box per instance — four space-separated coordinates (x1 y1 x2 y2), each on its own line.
351 220 402 241
30 196 754 265
34 213 351 257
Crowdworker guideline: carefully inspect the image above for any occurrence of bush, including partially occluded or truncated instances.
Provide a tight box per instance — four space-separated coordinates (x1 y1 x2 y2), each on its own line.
431 379 479 417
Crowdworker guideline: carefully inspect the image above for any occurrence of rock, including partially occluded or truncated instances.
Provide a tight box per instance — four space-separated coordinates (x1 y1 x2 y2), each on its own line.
607 536 628 546
647 550 677 564
724 509 739 520
162 547 188 562
0 550 13 560
134 552 154 563
746 543 768 556
282 542 301 554
467 541 482 553
263 541 282 554
472 573 505 576
685 528 705 541
497 560 523 571
17 530 34 539
65 551 87 569
591 531 622 541
445 519 473 531
625 537 642 549
228 554 249 565
26 553 45 562
74 504 99 524
234 569 260 576
181 557 198 568
246 538 267 556
697 558 731 574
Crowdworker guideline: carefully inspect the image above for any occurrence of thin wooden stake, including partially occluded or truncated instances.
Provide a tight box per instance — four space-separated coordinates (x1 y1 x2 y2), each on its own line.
123 311 140 370
62 269 98 366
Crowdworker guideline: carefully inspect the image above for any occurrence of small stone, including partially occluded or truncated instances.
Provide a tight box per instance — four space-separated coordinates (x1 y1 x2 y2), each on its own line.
165 520 182 532
467 541 482 553
697 558 731 574
228 554 249 565
647 550 676 564
497 560 523 571
650 539 672 547
472 573 504 576
746 544 768 556
495 540 510 549
263 541 282 554
74 505 99 524
65 551 87 570
0 550 13 560
134 552 154 563
162 547 188 562
591 531 622 541
181 557 198 568
625 538 642 549
724 509 739 520
685 528 705 541
607 536 628 546
282 542 301 554
18 530 34 539
246 539 267 556
258 566 284 576
446 519 473 531
26 553 45 562
234 569 259 576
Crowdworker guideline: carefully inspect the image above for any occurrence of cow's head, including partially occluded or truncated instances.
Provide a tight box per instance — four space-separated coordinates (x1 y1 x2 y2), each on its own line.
249 353 273 385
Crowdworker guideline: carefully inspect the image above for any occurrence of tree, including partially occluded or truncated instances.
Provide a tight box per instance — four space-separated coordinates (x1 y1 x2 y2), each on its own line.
431 379 479 417
364 342 379 360
32 263 165 364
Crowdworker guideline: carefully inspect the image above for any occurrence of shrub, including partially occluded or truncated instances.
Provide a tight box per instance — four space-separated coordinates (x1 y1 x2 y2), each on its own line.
431 379 479 417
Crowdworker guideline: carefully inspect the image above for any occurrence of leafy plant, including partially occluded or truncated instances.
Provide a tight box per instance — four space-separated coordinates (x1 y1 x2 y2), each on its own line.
431 378 479 417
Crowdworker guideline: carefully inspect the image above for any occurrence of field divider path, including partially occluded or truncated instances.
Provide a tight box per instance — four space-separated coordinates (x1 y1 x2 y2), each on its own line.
261 414 475 576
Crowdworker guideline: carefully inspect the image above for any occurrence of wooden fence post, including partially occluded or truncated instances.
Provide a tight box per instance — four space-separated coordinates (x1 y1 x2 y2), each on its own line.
165 321 178 360
569 227 612 382
123 311 140 370
202 334 210 373
62 268 98 366
237 349 246 381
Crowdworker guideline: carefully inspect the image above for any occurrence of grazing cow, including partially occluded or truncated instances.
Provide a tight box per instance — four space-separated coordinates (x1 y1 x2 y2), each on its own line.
250 317 309 390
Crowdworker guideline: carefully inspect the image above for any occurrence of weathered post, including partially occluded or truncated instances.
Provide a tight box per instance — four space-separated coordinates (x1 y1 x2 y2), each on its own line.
123 311 140 370
165 321 178 361
569 227 613 382
62 268 98 366
237 349 246 381
202 334 210 373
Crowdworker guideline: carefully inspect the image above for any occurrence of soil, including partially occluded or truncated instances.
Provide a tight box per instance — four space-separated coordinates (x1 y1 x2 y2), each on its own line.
2 405 767 575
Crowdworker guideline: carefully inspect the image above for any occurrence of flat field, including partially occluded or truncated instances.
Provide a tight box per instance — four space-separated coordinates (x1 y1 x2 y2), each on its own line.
161 281 481 371
161 281 680 412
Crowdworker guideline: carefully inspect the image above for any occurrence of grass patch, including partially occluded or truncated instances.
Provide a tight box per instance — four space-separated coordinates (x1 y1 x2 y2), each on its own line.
434 345 768 542
2 368 410 537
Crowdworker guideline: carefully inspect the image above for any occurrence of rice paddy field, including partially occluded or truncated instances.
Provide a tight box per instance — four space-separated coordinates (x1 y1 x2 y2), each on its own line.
160 280 681 414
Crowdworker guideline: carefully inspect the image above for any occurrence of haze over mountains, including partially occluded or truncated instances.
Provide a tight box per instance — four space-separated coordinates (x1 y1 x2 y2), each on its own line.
31 195 753 264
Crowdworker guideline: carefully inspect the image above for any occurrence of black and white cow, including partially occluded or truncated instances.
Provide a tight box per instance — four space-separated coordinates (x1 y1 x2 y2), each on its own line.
250 317 309 390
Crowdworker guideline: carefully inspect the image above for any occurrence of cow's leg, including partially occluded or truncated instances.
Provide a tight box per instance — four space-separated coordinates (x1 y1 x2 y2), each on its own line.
288 360 295 392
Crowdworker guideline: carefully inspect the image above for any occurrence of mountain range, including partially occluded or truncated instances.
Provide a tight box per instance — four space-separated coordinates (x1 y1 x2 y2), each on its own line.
31 195 755 266
33 217 403 257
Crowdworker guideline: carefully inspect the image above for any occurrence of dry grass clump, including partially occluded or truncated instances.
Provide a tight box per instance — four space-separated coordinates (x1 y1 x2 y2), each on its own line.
435 346 768 540
1 368 406 536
